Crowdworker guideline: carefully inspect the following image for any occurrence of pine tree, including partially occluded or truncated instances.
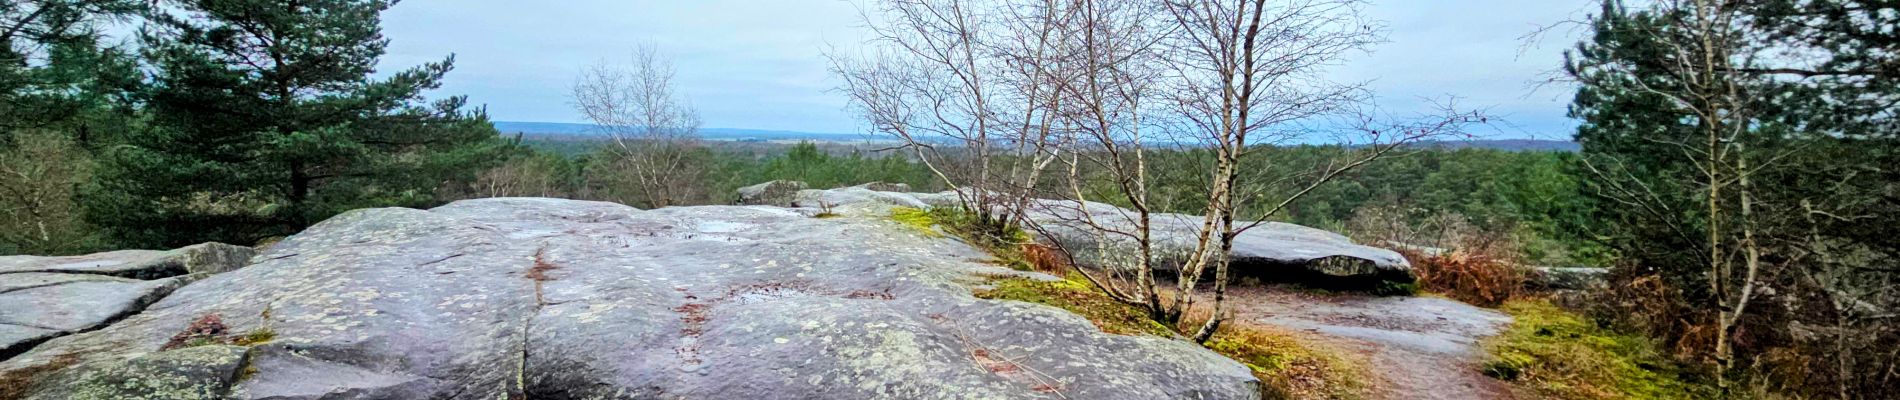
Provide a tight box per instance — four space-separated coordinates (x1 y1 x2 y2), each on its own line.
86 0 508 247
1 0 144 148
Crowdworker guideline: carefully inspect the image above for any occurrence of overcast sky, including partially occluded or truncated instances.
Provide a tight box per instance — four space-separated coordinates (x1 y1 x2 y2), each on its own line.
379 0 1595 140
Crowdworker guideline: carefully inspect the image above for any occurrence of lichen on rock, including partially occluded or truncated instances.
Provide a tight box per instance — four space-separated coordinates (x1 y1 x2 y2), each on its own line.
1 198 1260 399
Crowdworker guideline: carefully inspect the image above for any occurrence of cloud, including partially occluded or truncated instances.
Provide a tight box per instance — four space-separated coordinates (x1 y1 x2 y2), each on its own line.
379 0 1591 139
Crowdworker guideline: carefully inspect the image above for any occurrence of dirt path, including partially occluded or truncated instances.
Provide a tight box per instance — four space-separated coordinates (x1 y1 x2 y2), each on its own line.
1225 286 1517 400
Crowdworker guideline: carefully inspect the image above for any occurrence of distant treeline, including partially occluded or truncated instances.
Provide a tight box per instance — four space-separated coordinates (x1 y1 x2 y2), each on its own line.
466 141 941 207
479 137 1602 267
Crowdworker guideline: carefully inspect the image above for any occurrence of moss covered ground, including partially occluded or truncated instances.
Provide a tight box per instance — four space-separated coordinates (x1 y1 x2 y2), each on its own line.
1482 299 1714 400
891 207 1035 270
975 275 1176 336
888 207 941 237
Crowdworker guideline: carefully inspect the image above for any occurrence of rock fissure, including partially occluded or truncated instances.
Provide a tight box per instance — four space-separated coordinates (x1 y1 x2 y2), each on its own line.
516 246 557 399
0 269 149 280
0 327 58 362
0 281 76 295
419 253 464 266
0 321 60 332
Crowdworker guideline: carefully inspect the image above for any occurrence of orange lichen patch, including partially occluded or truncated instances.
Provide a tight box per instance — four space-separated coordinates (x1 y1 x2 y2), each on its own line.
526 247 562 306
526 248 559 282
674 303 712 336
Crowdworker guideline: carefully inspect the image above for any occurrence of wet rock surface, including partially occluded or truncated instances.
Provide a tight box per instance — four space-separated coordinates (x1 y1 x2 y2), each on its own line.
2 198 1258 400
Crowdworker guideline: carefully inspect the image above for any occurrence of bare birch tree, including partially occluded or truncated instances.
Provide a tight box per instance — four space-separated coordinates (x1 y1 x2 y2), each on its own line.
1150 0 1488 342
1019 0 1174 321
831 0 1069 237
838 0 1486 344
572 44 705 208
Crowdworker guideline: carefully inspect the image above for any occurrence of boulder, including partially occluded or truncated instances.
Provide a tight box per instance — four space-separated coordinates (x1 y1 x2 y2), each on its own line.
735 180 809 206
792 186 933 214
854 182 913 192
778 184 1413 286
0 243 254 361
1531 267 1609 291
1017 199 1412 285
2 198 1259 399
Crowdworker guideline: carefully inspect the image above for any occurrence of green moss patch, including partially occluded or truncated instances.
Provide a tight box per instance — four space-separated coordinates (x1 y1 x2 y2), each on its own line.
892 207 1036 270
1483 299 1713 400
230 327 276 346
975 275 1174 336
888 207 941 237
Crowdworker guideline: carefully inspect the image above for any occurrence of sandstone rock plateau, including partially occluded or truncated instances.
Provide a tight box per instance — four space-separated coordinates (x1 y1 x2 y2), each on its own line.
1 198 1258 399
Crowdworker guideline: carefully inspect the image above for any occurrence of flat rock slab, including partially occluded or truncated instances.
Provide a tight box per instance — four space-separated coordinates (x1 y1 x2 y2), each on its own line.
0 274 189 361
0 250 167 277
0 243 255 279
0 272 129 293
4 198 1258 400
38 345 251 400
773 185 1413 284
1024 199 1411 280
0 243 255 363
0 278 185 333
